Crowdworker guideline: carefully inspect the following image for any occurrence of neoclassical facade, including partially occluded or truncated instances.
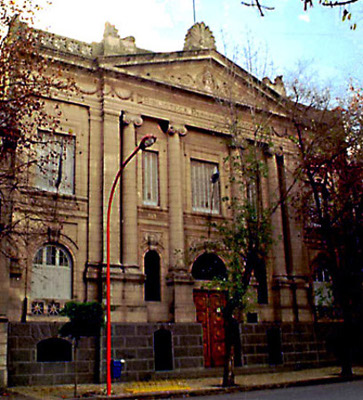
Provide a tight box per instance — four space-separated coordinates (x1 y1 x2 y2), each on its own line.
0 22 331 386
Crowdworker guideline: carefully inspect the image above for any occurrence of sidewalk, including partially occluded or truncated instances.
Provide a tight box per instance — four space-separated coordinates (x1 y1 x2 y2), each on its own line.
5 366 363 400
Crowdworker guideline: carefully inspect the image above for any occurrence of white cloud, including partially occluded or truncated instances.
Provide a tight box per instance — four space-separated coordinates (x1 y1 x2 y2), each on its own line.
298 14 311 23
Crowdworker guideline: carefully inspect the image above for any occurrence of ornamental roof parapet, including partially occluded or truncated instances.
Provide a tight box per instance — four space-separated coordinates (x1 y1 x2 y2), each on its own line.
37 21 218 58
37 30 94 58
36 22 150 59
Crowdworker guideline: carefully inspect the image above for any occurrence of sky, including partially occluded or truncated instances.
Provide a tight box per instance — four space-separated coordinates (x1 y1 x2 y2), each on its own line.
31 0 363 99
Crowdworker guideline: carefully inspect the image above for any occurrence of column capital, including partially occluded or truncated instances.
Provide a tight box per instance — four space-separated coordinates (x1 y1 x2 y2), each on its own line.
167 123 187 137
123 112 143 127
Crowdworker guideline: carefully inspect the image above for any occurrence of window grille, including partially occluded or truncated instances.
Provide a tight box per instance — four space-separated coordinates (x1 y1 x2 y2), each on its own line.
35 131 75 195
143 151 159 206
191 160 220 213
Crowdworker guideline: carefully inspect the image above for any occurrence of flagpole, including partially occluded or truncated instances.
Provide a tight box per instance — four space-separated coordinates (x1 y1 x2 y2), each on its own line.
193 0 196 23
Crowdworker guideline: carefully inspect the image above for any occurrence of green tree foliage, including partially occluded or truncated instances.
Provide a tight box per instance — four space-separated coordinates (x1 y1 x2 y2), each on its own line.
210 139 272 308
60 301 105 340
60 301 104 397
205 128 273 386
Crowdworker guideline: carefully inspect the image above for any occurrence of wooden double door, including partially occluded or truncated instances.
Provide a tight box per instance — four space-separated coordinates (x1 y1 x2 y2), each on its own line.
193 290 226 367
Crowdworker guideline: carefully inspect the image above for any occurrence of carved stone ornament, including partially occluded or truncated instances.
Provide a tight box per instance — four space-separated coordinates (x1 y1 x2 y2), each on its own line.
111 87 132 100
142 232 164 251
196 69 216 92
102 22 137 55
123 113 143 127
183 22 216 51
47 226 61 242
167 123 187 137
104 22 120 39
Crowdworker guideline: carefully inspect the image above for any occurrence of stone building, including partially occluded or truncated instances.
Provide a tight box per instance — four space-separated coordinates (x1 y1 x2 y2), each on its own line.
0 22 335 387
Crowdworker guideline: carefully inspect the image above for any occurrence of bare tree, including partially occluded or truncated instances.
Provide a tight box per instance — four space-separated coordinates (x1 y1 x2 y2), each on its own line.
0 0 76 319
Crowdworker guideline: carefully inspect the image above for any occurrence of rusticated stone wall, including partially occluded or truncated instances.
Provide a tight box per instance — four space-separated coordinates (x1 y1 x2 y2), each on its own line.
8 322 204 386
0 319 7 388
8 323 98 386
8 321 353 387
101 323 204 381
240 323 337 367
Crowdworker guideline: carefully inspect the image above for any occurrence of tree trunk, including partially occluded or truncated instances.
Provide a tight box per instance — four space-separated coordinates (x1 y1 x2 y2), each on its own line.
222 304 239 387
222 342 235 387
73 338 79 397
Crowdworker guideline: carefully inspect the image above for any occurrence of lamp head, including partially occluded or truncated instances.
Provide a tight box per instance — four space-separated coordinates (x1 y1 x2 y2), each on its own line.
211 169 220 184
139 134 157 150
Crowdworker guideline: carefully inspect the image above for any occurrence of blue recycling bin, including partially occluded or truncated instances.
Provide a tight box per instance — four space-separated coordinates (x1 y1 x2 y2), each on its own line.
111 359 125 379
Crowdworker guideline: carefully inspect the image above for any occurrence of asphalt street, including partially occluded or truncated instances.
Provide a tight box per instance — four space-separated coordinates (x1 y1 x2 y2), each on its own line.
172 380 363 400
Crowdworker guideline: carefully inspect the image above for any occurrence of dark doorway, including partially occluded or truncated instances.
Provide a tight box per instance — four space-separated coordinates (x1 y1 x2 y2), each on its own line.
37 338 72 362
266 327 283 365
144 250 161 301
154 329 173 371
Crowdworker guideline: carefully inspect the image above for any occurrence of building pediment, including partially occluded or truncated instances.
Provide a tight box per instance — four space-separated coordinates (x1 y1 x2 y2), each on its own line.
35 20 287 114
99 50 285 112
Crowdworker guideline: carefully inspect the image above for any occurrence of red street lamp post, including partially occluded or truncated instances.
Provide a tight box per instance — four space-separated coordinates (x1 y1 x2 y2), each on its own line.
106 134 157 396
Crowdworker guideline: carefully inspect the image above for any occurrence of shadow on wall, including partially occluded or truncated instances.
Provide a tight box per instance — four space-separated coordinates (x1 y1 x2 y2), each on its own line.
37 337 72 362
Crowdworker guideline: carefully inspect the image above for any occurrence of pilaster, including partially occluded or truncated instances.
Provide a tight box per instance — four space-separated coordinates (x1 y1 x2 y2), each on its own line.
166 123 195 323
167 123 187 272
266 152 286 277
88 108 103 264
267 152 287 322
122 112 143 272
103 109 121 265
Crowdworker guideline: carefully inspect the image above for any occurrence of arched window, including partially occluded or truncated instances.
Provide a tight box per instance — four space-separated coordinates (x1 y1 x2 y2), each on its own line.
37 338 72 362
191 253 227 281
31 244 72 300
144 250 161 301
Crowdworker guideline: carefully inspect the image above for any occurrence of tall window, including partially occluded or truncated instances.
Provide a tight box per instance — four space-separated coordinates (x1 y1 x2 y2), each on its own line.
313 265 333 307
35 131 75 195
144 250 161 301
143 151 159 206
31 244 72 300
191 160 220 213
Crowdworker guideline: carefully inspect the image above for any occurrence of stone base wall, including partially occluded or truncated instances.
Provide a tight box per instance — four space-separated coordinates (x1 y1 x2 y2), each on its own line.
240 322 337 367
0 319 7 388
7 321 352 387
8 323 98 387
7 322 204 386
102 323 204 381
